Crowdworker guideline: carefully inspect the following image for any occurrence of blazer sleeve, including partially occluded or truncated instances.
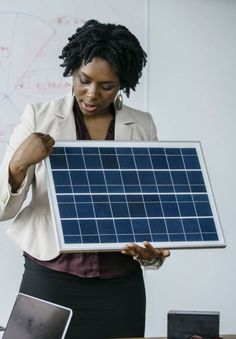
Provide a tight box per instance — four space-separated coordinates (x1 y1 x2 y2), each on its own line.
0 104 36 221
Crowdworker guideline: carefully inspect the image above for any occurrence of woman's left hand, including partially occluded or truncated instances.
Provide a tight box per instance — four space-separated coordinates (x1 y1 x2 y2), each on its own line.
121 241 170 261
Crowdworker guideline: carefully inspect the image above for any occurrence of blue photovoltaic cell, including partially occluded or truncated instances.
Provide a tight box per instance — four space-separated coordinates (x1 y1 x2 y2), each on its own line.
46 142 224 250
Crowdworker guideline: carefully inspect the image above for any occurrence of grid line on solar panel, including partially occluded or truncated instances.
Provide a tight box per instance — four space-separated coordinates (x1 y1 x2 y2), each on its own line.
50 147 206 196
46 143 223 248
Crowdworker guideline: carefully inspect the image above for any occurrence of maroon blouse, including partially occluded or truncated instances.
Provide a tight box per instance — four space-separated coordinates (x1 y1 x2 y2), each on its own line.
25 99 140 278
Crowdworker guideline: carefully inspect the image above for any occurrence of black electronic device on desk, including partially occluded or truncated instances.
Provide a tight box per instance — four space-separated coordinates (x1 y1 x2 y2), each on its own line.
167 310 220 339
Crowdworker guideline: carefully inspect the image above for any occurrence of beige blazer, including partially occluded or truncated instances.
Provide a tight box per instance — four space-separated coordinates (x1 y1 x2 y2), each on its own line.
0 93 158 260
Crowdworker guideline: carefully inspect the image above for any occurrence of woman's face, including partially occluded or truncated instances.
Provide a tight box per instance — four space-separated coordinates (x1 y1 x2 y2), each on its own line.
73 57 120 116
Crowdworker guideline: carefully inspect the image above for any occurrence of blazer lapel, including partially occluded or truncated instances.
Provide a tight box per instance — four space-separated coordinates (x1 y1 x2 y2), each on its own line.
55 94 77 141
114 106 135 141
54 97 136 141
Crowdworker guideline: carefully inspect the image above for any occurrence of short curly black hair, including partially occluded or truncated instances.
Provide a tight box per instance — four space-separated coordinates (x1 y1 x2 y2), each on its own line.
59 19 147 97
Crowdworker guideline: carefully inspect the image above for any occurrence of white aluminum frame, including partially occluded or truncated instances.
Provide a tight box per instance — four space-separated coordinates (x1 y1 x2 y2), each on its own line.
44 140 225 252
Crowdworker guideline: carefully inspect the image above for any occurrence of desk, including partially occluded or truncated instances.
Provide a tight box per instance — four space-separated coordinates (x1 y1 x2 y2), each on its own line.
115 336 236 339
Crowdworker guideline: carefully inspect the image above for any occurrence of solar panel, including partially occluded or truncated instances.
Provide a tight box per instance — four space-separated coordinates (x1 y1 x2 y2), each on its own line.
45 141 225 252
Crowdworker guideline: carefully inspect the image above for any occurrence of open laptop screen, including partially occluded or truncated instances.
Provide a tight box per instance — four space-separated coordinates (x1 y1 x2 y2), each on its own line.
3 293 72 339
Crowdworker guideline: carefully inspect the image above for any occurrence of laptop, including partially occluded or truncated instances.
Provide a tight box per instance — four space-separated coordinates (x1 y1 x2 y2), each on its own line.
2 293 73 339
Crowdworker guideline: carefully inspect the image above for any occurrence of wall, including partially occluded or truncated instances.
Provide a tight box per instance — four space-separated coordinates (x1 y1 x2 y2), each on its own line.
145 0 236 336
0 0 236 337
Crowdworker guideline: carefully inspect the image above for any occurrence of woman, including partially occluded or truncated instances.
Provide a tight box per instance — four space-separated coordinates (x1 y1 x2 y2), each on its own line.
0 20 170 338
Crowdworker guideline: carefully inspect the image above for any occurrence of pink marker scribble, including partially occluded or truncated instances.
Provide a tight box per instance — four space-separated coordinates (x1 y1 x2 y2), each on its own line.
0 46 9 57
0 12 79 143
15 69 71 97
50 16 85 26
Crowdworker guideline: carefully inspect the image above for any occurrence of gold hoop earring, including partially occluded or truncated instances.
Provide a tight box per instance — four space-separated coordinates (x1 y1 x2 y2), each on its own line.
115 92 123 111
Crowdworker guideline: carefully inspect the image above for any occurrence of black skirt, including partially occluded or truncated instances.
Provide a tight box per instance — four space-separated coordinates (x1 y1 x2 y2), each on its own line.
19 256 146 339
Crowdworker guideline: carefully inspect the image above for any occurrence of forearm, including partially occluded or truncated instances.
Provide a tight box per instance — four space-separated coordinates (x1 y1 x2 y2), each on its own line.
0 151 33 221
9 159 29 193
8 132 55 193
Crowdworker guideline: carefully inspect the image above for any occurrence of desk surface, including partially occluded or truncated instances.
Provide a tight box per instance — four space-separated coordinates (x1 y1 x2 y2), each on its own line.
115 336 236 339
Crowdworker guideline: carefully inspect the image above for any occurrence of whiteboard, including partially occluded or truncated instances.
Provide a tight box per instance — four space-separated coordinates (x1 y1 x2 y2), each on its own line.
0 0 148 332
0 0 148 153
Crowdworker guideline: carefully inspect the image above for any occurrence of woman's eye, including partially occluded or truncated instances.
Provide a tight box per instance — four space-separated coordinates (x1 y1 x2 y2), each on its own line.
78 76 114 91
102 85 114 91
79 77 89 84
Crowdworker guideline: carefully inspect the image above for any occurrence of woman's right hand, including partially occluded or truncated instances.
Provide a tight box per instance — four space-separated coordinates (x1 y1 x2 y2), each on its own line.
9 133 55 192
